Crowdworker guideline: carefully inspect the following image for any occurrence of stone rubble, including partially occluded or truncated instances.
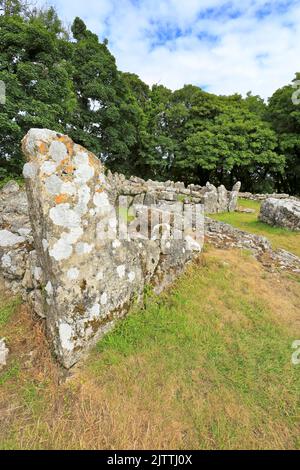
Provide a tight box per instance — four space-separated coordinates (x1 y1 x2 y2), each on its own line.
239 191 298 202
205 217 300 273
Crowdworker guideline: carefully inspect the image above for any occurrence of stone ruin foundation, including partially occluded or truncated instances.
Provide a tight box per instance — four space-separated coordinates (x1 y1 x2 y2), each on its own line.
0 129 243 368
2 128 299 368
19 129 207 368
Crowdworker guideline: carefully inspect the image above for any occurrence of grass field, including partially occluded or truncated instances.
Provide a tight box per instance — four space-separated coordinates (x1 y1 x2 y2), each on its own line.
1 246 299 450
212 198 300 257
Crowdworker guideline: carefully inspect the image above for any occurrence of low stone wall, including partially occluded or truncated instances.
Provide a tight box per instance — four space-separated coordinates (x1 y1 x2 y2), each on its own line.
239 192 292 201
106 174 241 215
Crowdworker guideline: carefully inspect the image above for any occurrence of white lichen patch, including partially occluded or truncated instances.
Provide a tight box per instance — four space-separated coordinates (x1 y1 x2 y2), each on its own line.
1 253 11 268
116 265 125 278
67 267 79 280
93 192 110 213
61 181 76 196
98 173 106 184
75 242 93 255
49 238 73 261
49 204 81 229
61 227 83 244
185 235 201 252
100 292 108 305
88 303 100 319
73 152 94 185
75 185 90 214
49 140 67 163
23 162 38 179
112 239 121 249
18 228 31 237
45 281 53 296
109 218 117 230
74 151 89 166
45 174 63 195
42 239 49 251
59 323 74 351
128 271 136 283
0 230 25 247
96 271 103 281
34 267 42 281
40 160 57 175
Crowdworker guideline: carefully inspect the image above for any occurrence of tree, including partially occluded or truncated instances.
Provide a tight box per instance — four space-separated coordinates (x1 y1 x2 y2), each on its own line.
0 13 76 177
68 18 145 177
0 0 31 16
267 74 300 194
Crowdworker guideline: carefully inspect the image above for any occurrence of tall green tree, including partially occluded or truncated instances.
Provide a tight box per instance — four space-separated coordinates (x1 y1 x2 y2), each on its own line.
267 74 300 194
0 11 76 177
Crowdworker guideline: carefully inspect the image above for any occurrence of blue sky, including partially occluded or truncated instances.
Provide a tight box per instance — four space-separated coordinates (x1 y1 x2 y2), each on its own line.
45 0 300 98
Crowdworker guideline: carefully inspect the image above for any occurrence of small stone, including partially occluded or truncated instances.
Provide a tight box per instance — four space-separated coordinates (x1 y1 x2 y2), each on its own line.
0 338 9 370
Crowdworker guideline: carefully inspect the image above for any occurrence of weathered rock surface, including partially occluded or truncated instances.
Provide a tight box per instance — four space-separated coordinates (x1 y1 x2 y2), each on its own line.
228 181 241 212
21 129 204 368
0 338 9 369
259 198 300 231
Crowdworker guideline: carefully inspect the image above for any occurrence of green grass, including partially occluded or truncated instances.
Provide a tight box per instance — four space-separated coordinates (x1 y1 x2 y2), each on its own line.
117 206 135 223
84 250 300 449
212 198 300 257
0 177 24 190
0 297 21 328
0 361 20 386
0 250 299 449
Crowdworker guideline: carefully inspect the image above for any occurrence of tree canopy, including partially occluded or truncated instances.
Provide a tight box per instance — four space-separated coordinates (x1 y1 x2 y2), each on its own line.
0 0 299 194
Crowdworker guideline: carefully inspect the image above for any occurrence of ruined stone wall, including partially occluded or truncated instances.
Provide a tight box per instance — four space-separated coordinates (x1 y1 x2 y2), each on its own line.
17 129 205 368
105 173 241 215
1 132 299 368
0 129 241 368
239 192 296 201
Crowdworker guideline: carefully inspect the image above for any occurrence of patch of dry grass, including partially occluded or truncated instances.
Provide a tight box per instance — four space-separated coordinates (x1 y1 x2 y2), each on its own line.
213 198 300 257
0 250 299 450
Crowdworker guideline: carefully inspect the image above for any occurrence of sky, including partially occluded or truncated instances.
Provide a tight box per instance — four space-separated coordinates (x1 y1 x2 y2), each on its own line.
45 0 300 99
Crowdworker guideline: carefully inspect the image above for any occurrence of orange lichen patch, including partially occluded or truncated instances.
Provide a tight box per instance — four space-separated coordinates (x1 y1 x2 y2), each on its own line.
66 141 74 156
95 188 104 193
54 193 71 204
38 142 48 154
60 157 70 166
57 156 75 175
64 164 75 174
58 136 74 156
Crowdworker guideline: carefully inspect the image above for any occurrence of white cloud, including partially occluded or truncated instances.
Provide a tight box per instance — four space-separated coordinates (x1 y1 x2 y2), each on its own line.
48 0 300 99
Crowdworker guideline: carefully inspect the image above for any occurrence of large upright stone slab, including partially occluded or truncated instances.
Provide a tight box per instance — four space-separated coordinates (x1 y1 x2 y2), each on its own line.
228 181 241 212
22 129 203 368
